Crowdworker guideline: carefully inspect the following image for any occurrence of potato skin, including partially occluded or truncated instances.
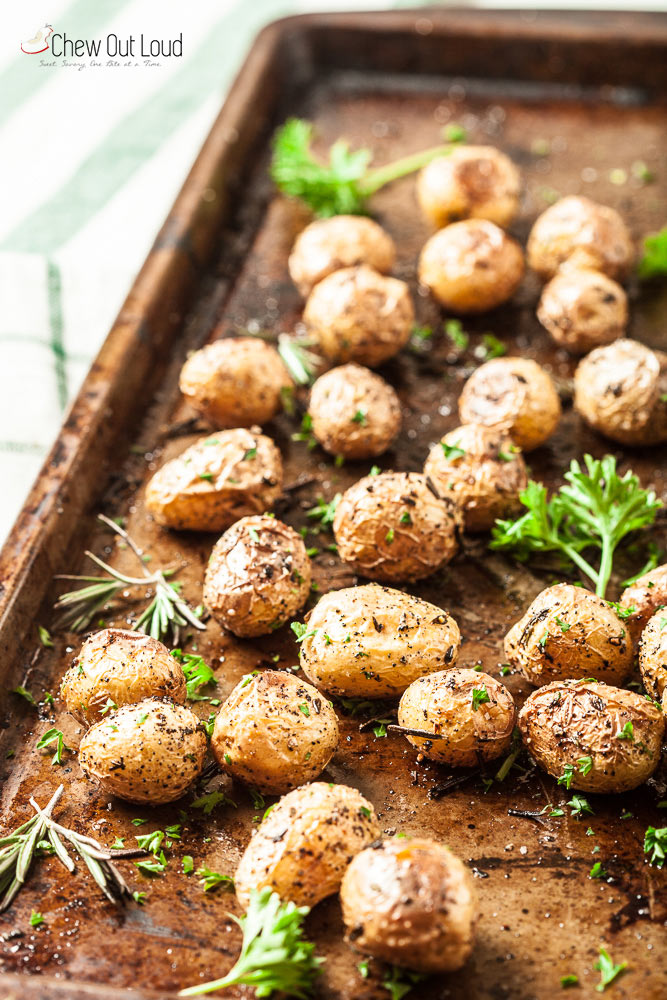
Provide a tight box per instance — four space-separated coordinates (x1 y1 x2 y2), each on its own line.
527 196 633 281
145 430 282 532
518 680 664 793
234 782 380 909
619 563 667 643
537 269 627 355
418 219 524 314
288 216 396 298
340 838 476 974
504 584 633 687
417 145 521 229
303 265 414 367
299 584 461 698
398 668 516 766
179 338 291 428
638 612 667 701
60 629 186 726
424 423 527 532
333 472 461 583
203 515 311 637
459 357 561 451
78 699 207 804
308 363 401 460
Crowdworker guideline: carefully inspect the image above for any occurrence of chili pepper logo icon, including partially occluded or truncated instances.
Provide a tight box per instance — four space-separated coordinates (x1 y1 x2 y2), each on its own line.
21 24 54 55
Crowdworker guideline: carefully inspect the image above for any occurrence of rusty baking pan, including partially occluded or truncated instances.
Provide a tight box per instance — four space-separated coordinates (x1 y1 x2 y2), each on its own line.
1 8 666 1000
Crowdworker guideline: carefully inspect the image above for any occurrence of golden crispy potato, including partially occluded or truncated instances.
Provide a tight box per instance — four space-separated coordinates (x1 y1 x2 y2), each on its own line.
145 429 282 532
203 515 311 637
308 363 401 460
418 219 524 314
518 680 664 793
458 357 561 451
527 196 633 281
234 782 379 909
424 423 527 532
288 216 396 298
179 338 291 428
417 145 521 229
299 584 460 698
574 339 667 446
303 265 414 367
341 838 476 973
537 269 627 355
211 671 338 794
60 629 186 726
619 563 667 643
78 699 206 804
638 612 667 702
505 584 633 687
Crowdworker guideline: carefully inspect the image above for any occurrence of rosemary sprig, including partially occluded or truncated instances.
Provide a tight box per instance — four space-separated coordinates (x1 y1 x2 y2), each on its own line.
277 334 320 386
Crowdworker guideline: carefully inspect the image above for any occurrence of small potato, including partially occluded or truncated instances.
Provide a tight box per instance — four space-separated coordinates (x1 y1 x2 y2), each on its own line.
619 563 667 643
333 472 461 583
299 584 461 698
398 668 516 766
234 781 380 909
458 357 561 451
417 145 521 229
574 339 667 446
308 363 401 460
518 680 664 793
303 265 414 367
179 338 291 428
60 629 186 726
211 671 338 793
638 612 667 702
288 216 396 297
424 423 527 532
145 429 282 532
527 195 633 281
203 515 311 637
341 838 476 974
78 699 206 804
418 219 524 314
505 584 633 687
537 269 627 355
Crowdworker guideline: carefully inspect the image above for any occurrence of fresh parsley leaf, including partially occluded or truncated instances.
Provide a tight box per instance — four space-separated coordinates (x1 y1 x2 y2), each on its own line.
617 721 634 741
471 686 490 712
183 855 194 875
12 686 36 706
577 756 593 776
306 494 341 530
560 974 578 988
445 318 469 350
644 825 667 867
558 764 575 790
352 409 367 425
197 867 234 893
30 910 44 927
191 791 236 816
589 861 606 879
37 625 53 648
638 225 667 280
478 333 506 360
441 442 466 460
568 794 594 818
171 649 217 701
36 728 70 766
594 946 626 991
381 965 426 1000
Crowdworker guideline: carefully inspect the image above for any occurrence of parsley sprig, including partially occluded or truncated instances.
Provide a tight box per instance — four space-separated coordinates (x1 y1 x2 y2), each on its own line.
638 225 667 279
171 650 217 701
644 825 667 867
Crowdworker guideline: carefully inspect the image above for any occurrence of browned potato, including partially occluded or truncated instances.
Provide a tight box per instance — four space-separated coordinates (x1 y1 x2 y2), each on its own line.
299 583 461 698
527 196 633 281
340 838 476 973
638 612 667 701
398 668 516 766
303 265 414 367
518 680 664 793
459 357 561 451
505 584 633 687
203 515 310 637
418 219 524 313
60 629 186 726
423 423 527 532
234 782 380 909
619 563 667 643
333 471 461 582
417 145 521 229
145 429 282 532
308 363 401 460
288 216 396 297
179 338 291 428
78 699 206 804
574 339 667 446
537 269 628 355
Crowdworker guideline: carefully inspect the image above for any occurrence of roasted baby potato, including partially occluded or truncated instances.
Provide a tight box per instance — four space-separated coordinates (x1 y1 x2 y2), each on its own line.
179 337 291 428
527 196 633 281
505 584 633 687
303 265 414 367
398 668 516 766
288 216 396 298
417 145 521 229
145 429 282 532
78 699 206 804
308 363 401 460
60 629 186 726
458 357 561 451
234 781 379 909
537 269 627 355
518 680 664 793
203 514 311 637
423 423 527 532
573 339 667 446
638 612 667 702
619 563 667 643
418 219 524 313
340 838 476 973
299 583 461 698
333 472 461 582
